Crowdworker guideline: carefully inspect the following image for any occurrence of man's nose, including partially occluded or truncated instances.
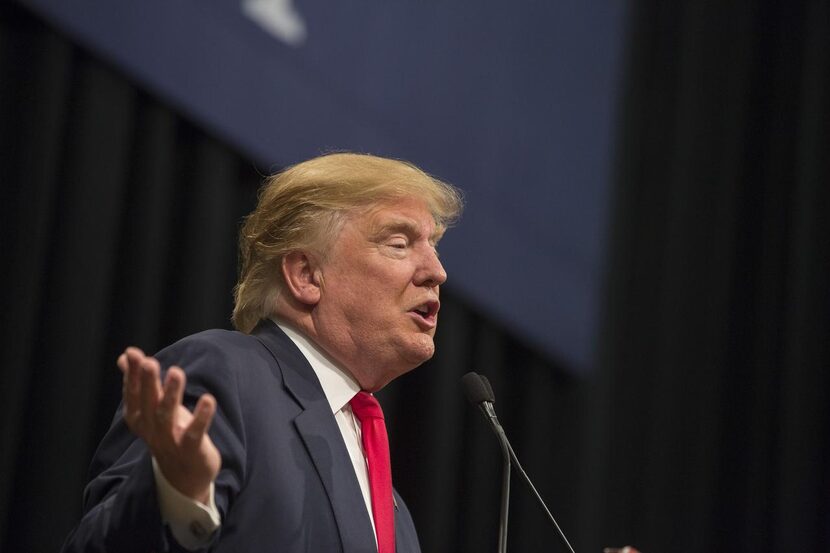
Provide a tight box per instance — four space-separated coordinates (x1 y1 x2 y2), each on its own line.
414 247 447 287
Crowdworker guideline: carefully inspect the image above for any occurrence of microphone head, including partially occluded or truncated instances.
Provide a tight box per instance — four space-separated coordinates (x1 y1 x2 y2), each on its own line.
479 375 496 404
461 372 495 405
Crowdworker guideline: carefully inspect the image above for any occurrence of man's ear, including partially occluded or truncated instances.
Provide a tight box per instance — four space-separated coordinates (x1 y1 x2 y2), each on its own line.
281 251 322 306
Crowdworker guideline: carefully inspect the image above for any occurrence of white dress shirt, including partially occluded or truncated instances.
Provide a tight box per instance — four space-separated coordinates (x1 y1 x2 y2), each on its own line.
153 321 377 550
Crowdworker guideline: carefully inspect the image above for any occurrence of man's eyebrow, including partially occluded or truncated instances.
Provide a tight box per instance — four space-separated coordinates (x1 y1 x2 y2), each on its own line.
370 219 444 243
369 218 420 239
377 221 419 235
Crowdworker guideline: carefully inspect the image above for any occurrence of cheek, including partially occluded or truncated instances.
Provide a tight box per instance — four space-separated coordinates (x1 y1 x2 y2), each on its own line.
323 259 413 323
358 271 412 307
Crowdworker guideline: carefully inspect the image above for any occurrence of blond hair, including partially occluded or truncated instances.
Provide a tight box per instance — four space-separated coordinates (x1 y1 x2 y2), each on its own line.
232 152 463 333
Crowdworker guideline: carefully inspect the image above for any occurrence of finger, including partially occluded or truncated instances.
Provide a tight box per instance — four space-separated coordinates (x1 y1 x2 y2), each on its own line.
125 346 146 358
123 347 146 396
125 347 147 374
117 352 128 373
180 394 216 452
118 353 129 397
119 351 143 429
139 357 163 431
158 367 186 432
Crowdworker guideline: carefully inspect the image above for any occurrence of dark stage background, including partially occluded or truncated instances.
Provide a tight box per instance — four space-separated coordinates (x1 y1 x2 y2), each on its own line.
1 2 828 552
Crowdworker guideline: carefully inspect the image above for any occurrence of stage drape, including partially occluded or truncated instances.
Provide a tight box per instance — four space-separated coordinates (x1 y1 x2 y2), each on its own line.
582 1 830 551
1 2 828 553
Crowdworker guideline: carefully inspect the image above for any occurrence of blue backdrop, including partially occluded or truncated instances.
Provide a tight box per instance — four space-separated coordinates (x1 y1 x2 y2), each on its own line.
20 0 626 372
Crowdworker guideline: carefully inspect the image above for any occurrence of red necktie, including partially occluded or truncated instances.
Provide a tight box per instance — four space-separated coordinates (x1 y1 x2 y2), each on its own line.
349 391 395 553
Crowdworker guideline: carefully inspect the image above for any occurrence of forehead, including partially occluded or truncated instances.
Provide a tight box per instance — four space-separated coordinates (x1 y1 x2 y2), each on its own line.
355 198 445 239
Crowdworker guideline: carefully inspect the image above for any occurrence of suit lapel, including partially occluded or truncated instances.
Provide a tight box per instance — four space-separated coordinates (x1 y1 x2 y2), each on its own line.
253 320 377 553
294 408 378 553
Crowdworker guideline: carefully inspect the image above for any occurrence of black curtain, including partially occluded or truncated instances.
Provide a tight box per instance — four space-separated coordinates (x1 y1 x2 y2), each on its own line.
0 4 262 550
2 2 828 553
583 1 830 552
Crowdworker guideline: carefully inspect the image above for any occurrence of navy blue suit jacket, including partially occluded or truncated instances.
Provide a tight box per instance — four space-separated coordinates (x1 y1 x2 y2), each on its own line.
61 320 421 553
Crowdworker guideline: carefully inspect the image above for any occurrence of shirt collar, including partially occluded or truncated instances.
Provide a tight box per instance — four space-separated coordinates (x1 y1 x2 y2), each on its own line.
273 319 361 414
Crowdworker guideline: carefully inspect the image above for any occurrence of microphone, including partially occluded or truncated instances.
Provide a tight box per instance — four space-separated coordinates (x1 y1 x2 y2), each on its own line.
462 372 510 553
462 372 577 553
461 371 494 403
479 374 496 403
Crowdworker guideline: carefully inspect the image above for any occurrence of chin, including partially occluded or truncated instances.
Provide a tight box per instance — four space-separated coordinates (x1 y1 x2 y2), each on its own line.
400 336 436 366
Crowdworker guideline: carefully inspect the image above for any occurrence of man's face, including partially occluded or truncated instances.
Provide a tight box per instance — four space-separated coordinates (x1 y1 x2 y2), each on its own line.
311 197 447 391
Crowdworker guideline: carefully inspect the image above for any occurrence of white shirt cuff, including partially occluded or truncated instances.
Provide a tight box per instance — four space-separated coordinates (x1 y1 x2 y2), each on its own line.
152 457 221 550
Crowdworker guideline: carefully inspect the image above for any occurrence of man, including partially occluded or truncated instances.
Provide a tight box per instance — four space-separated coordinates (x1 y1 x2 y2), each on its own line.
61 152 463 553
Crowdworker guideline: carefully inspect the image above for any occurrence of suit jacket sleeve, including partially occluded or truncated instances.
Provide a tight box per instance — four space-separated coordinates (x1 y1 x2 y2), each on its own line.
60 333 248 553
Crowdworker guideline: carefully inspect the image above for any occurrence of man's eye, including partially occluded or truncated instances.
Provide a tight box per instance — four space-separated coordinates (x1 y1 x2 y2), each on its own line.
389 241 407 249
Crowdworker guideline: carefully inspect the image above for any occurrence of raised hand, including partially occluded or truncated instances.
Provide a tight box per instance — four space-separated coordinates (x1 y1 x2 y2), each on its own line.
118 347 222 504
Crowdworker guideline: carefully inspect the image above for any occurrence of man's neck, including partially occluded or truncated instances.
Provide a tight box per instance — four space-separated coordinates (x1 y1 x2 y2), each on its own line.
271 318 362 413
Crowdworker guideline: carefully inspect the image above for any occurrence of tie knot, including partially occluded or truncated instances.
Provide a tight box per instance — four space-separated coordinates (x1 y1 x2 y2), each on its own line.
349 391 384 422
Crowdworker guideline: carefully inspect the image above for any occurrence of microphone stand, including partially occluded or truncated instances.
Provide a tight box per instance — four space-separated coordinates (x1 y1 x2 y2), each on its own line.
504 439 576 553
479 401 511 553
464 372 577 553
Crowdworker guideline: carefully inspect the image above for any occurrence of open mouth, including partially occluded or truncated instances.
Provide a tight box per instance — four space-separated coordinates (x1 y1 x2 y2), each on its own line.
409 300 440 327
